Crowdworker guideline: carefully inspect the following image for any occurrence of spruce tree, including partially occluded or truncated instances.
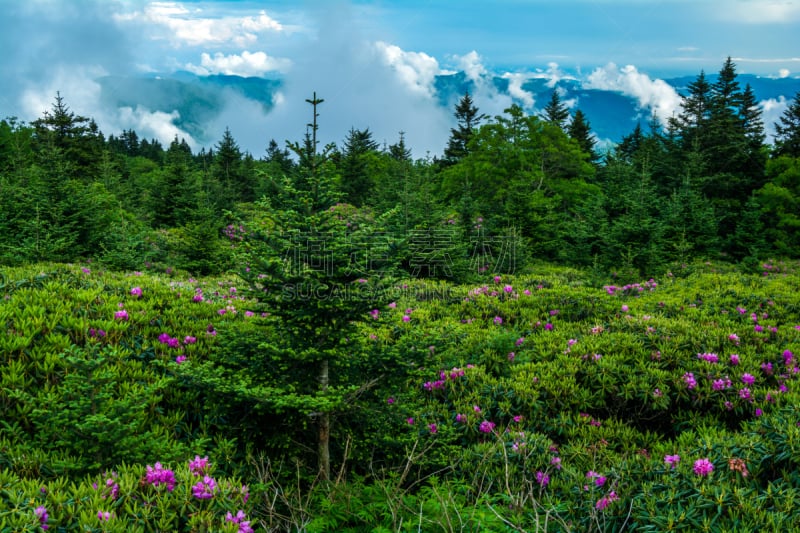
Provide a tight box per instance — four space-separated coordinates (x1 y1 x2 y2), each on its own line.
567 109 598 162
542 90 570 130
441 92 485 167
774 91 800 158
339 127 379 207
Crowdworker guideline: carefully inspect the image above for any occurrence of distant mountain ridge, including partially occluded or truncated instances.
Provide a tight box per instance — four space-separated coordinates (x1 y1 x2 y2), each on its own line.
96 70 800 152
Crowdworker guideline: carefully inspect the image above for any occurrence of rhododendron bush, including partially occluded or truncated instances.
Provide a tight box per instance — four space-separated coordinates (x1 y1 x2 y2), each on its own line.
2 261 800 530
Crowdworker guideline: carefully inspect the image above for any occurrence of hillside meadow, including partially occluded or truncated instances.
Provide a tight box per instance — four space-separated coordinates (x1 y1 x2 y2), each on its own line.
2 261 800 531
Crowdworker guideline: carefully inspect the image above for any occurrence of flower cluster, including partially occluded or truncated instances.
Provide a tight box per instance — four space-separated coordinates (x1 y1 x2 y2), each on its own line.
223 224 246 241
697 352 719 364
192 475 217 499
145 462 176 491
535 471 549 487
604 278 657 295
189 455 210 476
93 472 119 500
664 454 680 469
479 420 496 433
423 366 466 391
35 506 49 530
596 491 619 511
225 510 254 533
693 458 714 476
728 457 749 477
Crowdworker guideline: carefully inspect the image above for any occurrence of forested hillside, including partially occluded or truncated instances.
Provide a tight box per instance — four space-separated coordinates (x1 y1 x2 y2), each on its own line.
2 58 799 279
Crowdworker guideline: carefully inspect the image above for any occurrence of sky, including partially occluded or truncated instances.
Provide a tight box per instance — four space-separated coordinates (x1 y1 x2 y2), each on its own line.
0 0 798 156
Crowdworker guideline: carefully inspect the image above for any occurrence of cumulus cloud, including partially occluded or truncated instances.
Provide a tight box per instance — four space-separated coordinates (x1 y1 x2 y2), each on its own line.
114 2 284 48
375 41 440 98
761 96 788 140
450 51 513 117
20 65 106 120
586 63 682 123
117 106 198 149
185 51 292 76
502 73 535 109
531 62 574 88
779 68 791 78
241 4 451 159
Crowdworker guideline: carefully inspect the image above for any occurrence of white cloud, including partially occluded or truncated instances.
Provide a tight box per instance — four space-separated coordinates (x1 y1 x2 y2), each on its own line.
586 63 682 123
114 2 284 47
19 63 198 149
117 105 198 149
450 50 513 117
20 65 106 119
457 50 488 83
186 51 292 76
761 96 788 140
531 62 574 88
374 41 440 98
779 68 791 78
502 72 535 109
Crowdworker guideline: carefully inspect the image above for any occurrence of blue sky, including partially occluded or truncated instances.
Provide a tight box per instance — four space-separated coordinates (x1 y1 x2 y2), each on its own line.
1 0 797 155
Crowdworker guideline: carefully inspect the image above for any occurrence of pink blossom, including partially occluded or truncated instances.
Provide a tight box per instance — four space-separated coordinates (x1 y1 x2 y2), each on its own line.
130 287 142 298
693 458 714 476
535 471 549 486
479 420 496 433
664 454 680 469
188 455 210 476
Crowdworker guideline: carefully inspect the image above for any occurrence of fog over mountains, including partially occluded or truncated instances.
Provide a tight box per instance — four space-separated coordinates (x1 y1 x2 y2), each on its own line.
3 1 797 159
88 67 800 159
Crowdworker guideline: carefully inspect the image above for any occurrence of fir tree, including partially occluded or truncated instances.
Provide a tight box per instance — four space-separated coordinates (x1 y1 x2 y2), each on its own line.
339 127 379 207
542 90 570 130
441 92 485 167
567 109 598 162
774 91 800 158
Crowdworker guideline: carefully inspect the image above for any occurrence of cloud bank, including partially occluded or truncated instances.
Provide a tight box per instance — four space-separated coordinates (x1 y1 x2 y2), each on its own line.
185 51 292 76
586 63 682 123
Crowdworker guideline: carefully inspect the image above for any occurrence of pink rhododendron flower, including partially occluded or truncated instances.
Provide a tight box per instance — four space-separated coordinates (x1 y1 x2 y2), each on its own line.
479 420 496 433
664 454 680 469
693 458 714 476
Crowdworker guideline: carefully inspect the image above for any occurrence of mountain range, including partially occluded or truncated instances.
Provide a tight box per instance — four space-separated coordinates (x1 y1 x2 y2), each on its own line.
95 70 800 156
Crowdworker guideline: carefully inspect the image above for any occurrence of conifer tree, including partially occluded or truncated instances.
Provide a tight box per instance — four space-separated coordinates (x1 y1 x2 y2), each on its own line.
774 91 800 158
339 127 379 207
441 92 485 167
32 92 103 181
567 109 598 162
235 94 395 482
542 90 570 130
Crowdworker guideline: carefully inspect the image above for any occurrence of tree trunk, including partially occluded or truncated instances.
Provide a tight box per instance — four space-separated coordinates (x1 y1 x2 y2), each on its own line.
318 358 330 481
